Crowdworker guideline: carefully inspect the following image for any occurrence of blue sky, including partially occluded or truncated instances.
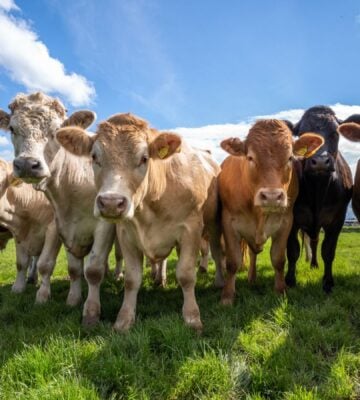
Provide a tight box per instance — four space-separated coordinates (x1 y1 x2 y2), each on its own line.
1 0 360 171
1 0 360 128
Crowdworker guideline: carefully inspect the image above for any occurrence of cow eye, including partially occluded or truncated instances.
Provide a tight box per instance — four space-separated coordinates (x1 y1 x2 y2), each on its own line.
247 155 254 162
140 154 148 165
91 153 101 166
9 126 15 134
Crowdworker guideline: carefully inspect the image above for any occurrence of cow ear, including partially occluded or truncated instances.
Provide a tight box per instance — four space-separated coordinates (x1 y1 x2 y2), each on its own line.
293 133 324 158
337 122 360 142
56 127 95 156
220 137 245 156
149 132 181 160
62 110 96 129
0 110 10 131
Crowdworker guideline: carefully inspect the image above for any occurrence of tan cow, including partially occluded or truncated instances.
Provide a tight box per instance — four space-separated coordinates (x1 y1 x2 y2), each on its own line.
219 119 324 304
0 159 61 294
56 113 224 332
0 92 117 314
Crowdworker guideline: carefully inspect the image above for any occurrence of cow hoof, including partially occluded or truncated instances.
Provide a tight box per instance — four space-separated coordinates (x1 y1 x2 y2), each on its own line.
185 318 203 334
154 279 166 288
323 279 334 294
275 284 286 295
220 296 234 306
35 287 50 304
113 317 135 333
66 292 82 307
82 314 99 327
198 265 207 274
11 283 26 294
285 275 296 288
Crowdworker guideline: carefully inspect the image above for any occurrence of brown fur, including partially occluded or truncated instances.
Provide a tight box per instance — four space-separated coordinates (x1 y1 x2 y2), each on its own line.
57 127 96 156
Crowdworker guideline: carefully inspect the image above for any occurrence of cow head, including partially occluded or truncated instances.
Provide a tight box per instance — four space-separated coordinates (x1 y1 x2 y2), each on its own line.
221 119 323 211
56 113 181 221
290 106 343 175
0 92 95 184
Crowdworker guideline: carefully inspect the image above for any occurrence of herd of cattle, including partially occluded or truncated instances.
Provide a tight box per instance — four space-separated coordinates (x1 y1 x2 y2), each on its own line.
0 92 360 332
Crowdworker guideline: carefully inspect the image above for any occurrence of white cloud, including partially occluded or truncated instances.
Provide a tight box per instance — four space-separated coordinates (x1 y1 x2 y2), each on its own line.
172 104 360 176
0 0 18 11
0 136 9 146
0 4 95 106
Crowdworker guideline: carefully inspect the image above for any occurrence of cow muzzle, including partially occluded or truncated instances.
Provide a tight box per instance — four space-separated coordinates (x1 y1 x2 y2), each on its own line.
13 157 49 182
306 153 335 175
96 193 128 220
254 188 287 209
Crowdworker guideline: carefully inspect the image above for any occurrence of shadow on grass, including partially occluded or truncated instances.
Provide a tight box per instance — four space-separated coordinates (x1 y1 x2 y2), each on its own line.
0 256 359 398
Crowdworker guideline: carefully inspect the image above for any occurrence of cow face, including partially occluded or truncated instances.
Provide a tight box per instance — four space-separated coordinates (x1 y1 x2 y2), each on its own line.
0 92 95 184
221 119 324 211
292 106 342 176
56 113 181 221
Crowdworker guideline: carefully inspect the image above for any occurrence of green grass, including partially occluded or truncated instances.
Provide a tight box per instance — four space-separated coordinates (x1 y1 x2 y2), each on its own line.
0 228 359 399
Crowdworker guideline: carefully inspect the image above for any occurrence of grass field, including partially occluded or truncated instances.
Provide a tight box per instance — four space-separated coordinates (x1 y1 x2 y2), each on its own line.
0 228 359 399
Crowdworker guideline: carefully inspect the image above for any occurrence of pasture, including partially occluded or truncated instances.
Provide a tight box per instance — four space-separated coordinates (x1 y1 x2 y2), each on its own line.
0 228 359 400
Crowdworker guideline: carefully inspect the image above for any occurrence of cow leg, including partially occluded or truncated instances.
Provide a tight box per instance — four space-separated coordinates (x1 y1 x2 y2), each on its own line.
114 238 124 280
114 238 143 332
156 259 167 287
310 236 319 269
26 256 38 285
66 252 83 306
176 232 203 332
247 249 257 284
35 221 62 303
321 225 342 293
286 225 300 288
270 220 292 294
221 211 242 305
198 236 210 273
12 243 30 293
208 228 226 288
82 222 115 326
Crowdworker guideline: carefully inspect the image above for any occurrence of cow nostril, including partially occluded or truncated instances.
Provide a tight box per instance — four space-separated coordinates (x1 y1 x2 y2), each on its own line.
311 159 317 166
325 158 330 165
260 192 267 201
31 161 41 170
97 197 105 209
276 193 284 201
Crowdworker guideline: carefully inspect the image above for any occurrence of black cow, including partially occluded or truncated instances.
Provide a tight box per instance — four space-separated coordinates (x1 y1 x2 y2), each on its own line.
285 106 359 293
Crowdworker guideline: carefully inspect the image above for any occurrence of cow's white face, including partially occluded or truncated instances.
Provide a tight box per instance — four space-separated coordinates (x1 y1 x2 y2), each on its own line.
10 107 63 183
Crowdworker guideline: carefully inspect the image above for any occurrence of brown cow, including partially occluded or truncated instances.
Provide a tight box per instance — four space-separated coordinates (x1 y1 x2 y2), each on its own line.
56 113 224 332
218 119 324 304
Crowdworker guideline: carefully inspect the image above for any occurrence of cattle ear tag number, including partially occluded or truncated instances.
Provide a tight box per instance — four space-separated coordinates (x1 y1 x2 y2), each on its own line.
296 146 308 156
158 146 169 159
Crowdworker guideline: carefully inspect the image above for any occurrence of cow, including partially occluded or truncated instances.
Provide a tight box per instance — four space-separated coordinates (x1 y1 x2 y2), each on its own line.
56 112 224 332
0 159 61 294
218 119 323 305
0 92 118 318
285 106 358 293
336 117 360 222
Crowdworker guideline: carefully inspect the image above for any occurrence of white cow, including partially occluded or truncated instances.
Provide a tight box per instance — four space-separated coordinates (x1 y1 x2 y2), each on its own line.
0 92 116 319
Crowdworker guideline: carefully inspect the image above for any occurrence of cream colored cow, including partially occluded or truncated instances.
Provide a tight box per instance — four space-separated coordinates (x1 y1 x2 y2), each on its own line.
56 113 224 332
0 159 61 294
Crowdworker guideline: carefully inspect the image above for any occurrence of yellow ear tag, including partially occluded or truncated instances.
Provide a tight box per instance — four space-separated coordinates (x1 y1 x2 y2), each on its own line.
9 177 22 187
158 146 169 159
296 147 308 157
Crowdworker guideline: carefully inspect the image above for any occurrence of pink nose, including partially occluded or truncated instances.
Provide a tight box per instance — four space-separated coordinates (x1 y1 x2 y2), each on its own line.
255 188 287 208
96 194 127 217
